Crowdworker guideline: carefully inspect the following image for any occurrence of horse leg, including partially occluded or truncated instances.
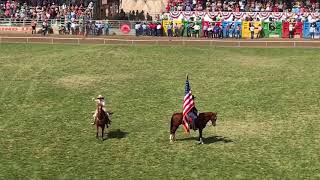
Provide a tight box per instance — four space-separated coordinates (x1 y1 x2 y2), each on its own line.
102 126 105 140
170 125 178 142
199 129 204 144
96 125 99 139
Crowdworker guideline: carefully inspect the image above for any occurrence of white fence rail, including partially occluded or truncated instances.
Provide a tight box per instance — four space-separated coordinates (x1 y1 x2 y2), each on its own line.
0 36 320 48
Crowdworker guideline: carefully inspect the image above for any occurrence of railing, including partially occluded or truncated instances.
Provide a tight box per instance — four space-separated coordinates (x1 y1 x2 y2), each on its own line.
0 36 319 47
0 18 65 27
0 18 156 29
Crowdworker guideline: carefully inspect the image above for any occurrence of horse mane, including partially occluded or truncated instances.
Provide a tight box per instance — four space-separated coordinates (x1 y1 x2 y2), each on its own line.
97 105 106 120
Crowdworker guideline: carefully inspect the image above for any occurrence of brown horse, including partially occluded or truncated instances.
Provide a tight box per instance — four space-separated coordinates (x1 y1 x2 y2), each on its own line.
95 104 110 140
170 112 217 144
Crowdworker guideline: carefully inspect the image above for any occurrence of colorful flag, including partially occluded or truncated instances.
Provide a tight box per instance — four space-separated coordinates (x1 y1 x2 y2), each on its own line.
182 75 194 133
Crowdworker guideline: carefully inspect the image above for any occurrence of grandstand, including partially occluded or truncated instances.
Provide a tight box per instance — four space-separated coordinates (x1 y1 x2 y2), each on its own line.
0 0 319 39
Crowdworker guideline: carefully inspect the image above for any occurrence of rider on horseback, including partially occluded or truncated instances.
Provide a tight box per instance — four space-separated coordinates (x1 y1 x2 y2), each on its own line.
92 95 109 125
188 95 199 131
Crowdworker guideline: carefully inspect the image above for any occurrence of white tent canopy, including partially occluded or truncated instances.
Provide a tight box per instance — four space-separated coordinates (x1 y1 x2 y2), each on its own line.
120 0 166 14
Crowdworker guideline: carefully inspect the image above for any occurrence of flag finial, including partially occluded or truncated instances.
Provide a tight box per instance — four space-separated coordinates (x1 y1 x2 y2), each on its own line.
186 74 188 80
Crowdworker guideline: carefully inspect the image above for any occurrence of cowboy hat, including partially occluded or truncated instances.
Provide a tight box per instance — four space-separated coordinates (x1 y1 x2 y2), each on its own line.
97 95 104 99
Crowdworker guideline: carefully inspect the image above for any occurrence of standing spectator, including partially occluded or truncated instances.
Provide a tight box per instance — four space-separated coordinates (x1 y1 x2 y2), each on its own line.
104 20 110 35
256 24 262 38
213 23 219 38
135 22 141 36
235 24 241 39
203 23 208 38
156 23 162 36
151 22 156 36
142 22 147 36
289 23 294 38
42 20 48 36
249 23 255 39
31 19 37 34
226 24 230 38
218 25 224 38
208 23 213 38
309 24 315 39
174 23 179 37
167 22 173 37
186 22 191 37
193 23 200 38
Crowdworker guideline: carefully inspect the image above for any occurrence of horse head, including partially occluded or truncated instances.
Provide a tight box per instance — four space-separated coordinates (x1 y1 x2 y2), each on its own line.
210 112 217 126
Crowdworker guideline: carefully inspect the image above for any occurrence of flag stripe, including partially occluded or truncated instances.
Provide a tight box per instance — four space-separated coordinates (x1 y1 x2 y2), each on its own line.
182 77 195 133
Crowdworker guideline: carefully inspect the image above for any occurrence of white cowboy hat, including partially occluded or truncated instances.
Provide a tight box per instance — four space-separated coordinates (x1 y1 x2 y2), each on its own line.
97 95 104 99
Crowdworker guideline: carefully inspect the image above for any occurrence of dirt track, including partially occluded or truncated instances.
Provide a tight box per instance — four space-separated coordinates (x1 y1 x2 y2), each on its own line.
1 34 320 48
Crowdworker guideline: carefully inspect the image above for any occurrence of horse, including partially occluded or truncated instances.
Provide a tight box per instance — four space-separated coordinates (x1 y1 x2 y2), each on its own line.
95 104 110 140
170 112 217 144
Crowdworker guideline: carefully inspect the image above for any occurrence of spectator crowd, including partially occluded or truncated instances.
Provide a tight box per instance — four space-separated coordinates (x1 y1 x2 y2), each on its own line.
0 0 93 21
166 0 320 13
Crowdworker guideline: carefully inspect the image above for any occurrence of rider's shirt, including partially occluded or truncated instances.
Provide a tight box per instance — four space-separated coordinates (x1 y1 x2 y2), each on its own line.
95 99 105 107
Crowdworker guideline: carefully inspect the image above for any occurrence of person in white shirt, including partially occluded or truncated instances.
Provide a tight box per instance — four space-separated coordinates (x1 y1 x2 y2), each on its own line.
309 24 316 39
193 24 200 38
92 95 109 125
289 23 294 38
135 22 141 36
249 23 255 39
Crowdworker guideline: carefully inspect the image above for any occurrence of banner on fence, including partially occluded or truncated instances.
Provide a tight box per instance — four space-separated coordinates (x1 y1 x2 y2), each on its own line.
282 22 289 38
268 21 282 37
162 19 183 36
241 21 250 38
294 22 303 38
262 22 269 37
316 22 320 38
0 26 32 32
303 22 310 38
222 21 237 38
254 21 262 38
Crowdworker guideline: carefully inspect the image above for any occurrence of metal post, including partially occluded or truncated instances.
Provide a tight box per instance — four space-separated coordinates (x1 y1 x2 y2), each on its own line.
0 36 2 44
77 38 80 45
293 41 296 47
265 42 267 47
210 40 212 47
131 40 134 46
104 39 106 45
52 38 54 44
238 41 240 47
26 37 29 44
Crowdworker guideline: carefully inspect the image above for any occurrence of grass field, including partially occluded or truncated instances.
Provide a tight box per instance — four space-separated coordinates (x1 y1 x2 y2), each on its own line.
1 44 320 179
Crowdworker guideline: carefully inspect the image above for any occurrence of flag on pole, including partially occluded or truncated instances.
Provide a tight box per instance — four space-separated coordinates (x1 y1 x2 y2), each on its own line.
182 75 195 133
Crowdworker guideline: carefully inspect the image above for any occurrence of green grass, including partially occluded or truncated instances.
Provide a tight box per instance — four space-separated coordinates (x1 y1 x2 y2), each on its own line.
1 44 320 179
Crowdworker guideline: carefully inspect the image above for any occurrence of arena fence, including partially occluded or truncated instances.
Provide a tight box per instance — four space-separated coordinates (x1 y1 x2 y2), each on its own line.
1 36 320 48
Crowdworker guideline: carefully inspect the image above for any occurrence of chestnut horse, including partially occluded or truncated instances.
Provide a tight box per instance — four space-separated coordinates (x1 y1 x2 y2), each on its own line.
170 112 217 144
95 104 110 140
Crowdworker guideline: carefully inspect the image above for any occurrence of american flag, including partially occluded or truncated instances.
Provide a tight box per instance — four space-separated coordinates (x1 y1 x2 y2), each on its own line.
182 75 195 133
